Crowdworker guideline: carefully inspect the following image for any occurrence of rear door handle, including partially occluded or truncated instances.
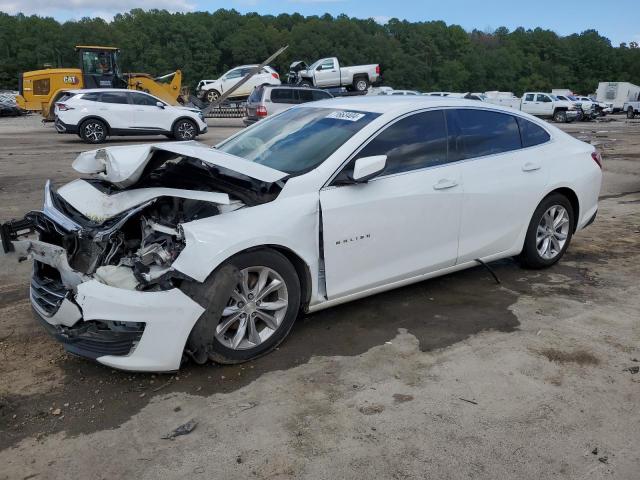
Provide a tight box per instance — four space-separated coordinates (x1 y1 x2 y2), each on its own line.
522 162 541 172
433 178 458 190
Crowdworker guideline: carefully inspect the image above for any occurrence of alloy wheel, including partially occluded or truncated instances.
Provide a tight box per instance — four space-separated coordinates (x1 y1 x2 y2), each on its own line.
84 122 104 142
356 80 368 91
206 90 219 103
215 266 289 350
536 205 570 260
177 121 196 140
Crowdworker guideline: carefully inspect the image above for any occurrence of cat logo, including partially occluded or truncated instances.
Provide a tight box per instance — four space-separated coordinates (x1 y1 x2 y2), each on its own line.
63 76 78 84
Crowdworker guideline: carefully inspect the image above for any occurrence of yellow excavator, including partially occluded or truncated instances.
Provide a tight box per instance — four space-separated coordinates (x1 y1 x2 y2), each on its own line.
16 46 184 120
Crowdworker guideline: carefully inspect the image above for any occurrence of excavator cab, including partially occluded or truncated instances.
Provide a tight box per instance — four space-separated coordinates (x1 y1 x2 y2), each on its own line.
76 46 127 89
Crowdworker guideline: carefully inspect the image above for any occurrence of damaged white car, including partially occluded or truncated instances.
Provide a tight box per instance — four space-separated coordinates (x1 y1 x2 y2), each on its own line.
1 97 602 372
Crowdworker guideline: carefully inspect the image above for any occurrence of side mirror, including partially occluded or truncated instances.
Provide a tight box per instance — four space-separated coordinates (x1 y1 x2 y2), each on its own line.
156 101 165 109
352 155 387 182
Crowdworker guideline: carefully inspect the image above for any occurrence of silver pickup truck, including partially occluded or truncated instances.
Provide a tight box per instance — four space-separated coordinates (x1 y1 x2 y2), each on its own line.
291 57 381 92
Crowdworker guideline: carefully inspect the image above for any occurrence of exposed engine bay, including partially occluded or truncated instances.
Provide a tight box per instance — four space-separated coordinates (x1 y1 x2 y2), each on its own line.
3 145 286 292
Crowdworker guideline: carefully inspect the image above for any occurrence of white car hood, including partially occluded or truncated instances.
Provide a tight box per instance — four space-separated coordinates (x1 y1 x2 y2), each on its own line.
72 141 287 188
57 179 234 221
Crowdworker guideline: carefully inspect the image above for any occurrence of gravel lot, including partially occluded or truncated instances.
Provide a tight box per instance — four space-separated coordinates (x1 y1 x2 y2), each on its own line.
0 114 638 479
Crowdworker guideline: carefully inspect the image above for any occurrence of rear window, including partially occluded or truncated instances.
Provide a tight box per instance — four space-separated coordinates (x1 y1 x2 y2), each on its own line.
270 89 296 104
248 86 264 103
517 117 551 147
312 90 332 101
447 109 521 159
58 92 76 103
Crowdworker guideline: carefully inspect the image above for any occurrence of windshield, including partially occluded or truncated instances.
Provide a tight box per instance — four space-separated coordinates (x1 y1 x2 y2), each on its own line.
217 107 380 175
307 59 323 71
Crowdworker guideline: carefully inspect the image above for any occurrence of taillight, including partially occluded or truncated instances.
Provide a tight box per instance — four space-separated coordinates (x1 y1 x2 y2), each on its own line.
375 65 380 74
591 151 603 169
271 72 279 79
56 103 73 111
256 105 268 117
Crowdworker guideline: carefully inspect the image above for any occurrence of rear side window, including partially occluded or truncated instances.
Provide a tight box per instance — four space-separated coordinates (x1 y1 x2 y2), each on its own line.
312 90 332 101
355 110 448 175
447 109 521 159
248 86 264 103
517 117 551 147
100 92 129 104
297 89 314 103
80 93 98 102
270 89 296 104
58 92 76 102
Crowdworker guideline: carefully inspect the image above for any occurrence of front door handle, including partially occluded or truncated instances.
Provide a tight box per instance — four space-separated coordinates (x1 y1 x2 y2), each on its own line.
522 162 541 172
433 178 458 190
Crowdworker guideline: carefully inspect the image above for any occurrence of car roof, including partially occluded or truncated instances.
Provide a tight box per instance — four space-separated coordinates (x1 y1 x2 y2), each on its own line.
297 95 510 114
262 85 326 91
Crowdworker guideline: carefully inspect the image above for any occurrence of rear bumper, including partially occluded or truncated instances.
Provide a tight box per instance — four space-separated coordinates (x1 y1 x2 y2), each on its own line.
54 118 78 134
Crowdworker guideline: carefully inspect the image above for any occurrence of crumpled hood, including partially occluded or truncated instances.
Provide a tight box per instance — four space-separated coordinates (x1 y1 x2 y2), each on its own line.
72 141 288 188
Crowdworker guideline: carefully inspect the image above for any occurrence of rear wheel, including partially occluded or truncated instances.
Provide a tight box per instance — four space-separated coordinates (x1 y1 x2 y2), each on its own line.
79 119 107 144
628 107 636 119
519 193 574 269
185 250 301 364
172 118 197 140
353 77 370 92
553 110 567 123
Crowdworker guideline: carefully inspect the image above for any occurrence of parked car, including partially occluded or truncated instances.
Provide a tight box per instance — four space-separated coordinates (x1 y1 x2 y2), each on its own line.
388 90 420 96
1 97 602 372
244 85 333 126
53 89 207 144
520 92 579 122
0 91 23 116
423 92 453 97
197 65 281 103
291 57 381 92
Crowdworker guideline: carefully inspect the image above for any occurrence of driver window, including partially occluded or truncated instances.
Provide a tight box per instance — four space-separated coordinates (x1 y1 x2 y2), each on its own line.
318 60 334 71
333 110 448 184
225 69 242 80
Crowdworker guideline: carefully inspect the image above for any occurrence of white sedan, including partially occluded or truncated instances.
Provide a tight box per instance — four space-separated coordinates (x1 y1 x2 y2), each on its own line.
1 97 602 371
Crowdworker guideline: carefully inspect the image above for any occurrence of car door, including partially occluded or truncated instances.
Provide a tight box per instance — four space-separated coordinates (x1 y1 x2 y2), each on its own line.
220 68 244 95
536 94 554 115
319 110 463 299
447 109 550 263
129 92 174 131
520 93 538 114
95 91 133 129
314 59 340 87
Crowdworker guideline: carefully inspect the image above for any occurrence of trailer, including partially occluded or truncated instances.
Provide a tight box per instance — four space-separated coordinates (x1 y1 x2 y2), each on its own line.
596 82 640 112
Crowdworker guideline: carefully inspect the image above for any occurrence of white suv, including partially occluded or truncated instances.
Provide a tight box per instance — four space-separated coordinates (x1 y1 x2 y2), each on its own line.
197 65 281 103
54 89 208 144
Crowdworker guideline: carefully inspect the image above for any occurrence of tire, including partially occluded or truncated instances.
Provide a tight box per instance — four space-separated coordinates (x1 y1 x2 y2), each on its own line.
185 249 301 364
299 80 313 88
79 119 107 144
353 76 370 92
553 110 567 123
205 89 220 103
172 118 198 141
627 107 635 119
518 193 575 269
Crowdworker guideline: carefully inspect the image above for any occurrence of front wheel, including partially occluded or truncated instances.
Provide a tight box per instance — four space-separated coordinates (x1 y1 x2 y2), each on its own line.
79 119 107 144
185 250 301 364
518 193 574 269
553 110 567 123
628 107 636 119
205 89 220 103
299 80 313 88
173 118 198 140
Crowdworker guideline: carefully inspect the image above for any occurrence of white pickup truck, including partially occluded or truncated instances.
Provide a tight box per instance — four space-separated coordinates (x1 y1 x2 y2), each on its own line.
623 92 640 118
520 92 579 123
293 57 381 92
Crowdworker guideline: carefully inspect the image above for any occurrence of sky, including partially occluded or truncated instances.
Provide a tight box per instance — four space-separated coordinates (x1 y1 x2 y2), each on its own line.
1 0 639 47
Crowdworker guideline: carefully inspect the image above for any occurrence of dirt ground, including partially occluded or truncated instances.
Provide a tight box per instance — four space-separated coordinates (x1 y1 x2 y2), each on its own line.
0 114 638 479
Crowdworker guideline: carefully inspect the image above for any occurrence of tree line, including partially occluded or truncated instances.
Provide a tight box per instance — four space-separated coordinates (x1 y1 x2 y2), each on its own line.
1 9 639 95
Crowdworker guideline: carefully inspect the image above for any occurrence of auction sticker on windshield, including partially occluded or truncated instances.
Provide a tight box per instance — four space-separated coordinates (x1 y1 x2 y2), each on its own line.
326 111 366 122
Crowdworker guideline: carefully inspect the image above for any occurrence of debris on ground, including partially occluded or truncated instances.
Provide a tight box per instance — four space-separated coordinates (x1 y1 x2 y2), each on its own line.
623 366 639 374
598 456 608 464
161 419 197 440
459 397 478 405
393 393 414 404
51 408 61 416
359 404 385 415
592 447 598 455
